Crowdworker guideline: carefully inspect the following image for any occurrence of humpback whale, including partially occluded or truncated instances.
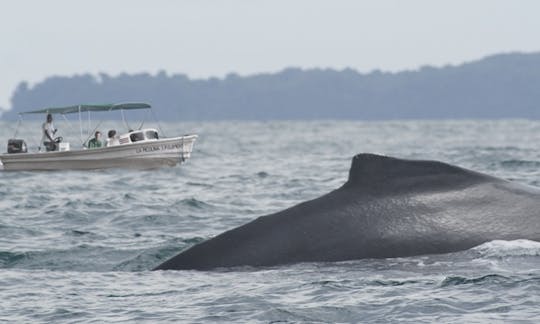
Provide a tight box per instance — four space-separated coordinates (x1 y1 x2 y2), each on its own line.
154 153 540 270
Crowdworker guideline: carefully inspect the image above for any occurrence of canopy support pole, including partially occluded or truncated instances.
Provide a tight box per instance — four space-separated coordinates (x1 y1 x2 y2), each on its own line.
150 106 167 138
13 114 23 138
121 108 130 131
61 114 79 140
137 108 150 130
78 105 84 146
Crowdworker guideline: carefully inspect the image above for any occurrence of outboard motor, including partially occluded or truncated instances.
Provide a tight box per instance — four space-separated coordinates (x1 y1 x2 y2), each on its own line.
7 139 27 154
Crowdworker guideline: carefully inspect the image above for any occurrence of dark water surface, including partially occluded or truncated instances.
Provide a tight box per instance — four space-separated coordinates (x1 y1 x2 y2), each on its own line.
1 120 540 322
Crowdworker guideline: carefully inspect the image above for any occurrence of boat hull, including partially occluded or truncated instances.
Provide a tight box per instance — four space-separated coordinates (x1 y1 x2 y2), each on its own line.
0 135 197 171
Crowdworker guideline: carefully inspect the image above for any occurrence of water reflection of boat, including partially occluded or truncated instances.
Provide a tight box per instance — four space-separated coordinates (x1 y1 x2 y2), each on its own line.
0 102 197 171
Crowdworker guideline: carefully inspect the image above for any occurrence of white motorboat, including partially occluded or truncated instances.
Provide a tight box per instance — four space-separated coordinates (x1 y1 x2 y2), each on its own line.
0 102 197 171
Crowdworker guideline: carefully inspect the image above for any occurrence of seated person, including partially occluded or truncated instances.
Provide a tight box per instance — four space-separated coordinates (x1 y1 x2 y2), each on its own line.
87 131 103 149
106 130 120 147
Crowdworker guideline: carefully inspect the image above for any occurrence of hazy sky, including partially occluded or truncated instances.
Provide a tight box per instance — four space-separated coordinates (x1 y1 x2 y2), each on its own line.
1 0 539 110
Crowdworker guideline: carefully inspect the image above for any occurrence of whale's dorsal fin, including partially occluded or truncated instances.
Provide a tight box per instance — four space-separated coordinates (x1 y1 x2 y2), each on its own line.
346 153 490 192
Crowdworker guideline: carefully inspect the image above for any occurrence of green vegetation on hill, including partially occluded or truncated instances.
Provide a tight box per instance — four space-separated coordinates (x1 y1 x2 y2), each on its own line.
4 52 540 120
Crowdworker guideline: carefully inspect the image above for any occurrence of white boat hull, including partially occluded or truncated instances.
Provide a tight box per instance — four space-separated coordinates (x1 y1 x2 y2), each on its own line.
0 135 197 171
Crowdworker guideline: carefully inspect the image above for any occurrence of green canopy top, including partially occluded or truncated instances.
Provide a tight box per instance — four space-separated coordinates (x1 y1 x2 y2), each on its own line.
20 102 151 115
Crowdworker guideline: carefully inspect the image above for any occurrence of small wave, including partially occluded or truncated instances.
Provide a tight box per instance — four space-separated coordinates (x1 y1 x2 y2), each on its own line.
83 201 116 209
69 230 91 236
256 171 269 178
0 245 125 271
472 145 522 152
0 251 27 267
186 181 213 188
113 249 172 272
500 160 540 168
306 277 423 291
372 279 421 287
440 274 510 287
114 237 206 271
471 239 540 258
174 198 213 210
123 193 136 200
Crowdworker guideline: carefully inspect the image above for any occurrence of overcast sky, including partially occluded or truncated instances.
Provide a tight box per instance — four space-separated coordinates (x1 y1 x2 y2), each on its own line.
1 0 539 110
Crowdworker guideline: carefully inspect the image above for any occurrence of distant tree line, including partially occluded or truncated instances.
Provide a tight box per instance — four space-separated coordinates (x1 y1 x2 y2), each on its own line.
4 52 540 120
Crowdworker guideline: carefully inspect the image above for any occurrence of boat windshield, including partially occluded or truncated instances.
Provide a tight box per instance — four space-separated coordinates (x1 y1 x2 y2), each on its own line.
130 132 145 142
145 130 159 139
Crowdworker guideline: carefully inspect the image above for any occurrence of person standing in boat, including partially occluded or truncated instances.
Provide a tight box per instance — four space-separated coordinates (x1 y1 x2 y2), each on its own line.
87 131 103 149
41 113 57 151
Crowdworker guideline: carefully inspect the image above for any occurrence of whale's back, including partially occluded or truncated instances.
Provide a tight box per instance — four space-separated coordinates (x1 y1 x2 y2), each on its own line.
345 153 497 194
154 154 540 271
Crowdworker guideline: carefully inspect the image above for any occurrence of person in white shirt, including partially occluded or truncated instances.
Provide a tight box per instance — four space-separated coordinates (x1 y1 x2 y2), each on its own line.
106 129 120 147
41 113 57 151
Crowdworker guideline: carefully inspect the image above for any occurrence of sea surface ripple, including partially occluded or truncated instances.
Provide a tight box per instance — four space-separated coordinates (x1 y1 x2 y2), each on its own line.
1 120 540 323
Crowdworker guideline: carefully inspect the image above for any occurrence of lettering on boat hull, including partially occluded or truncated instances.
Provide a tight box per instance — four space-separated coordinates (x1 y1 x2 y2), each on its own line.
135 143 183 154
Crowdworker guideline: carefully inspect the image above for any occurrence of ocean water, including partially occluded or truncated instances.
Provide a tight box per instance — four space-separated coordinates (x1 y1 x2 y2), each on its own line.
1 120 540 323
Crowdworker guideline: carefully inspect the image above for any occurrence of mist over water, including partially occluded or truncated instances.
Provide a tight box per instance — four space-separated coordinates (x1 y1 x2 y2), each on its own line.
1 120 540 322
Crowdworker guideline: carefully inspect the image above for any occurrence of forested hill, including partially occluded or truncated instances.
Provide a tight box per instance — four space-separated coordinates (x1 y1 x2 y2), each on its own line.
3 52 540 120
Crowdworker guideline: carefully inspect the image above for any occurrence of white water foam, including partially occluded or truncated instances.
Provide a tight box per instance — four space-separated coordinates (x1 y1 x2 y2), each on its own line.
471 239 540 258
